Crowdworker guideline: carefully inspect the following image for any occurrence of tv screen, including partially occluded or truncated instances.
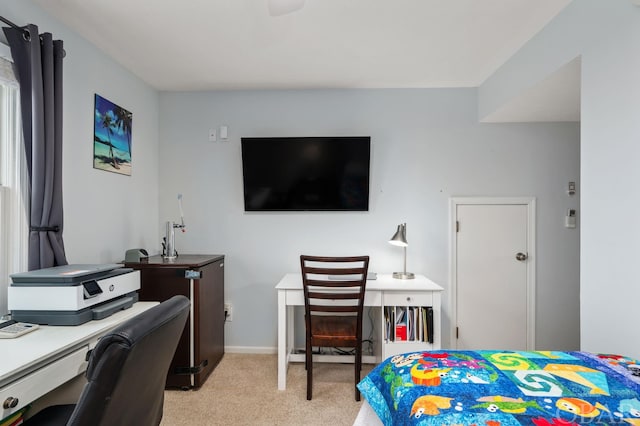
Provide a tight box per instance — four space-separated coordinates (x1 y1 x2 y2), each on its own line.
241 136 371 211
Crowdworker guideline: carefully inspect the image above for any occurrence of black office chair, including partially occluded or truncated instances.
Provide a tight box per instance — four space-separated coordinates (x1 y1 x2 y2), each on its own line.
300 255 369 401
25 295 190 426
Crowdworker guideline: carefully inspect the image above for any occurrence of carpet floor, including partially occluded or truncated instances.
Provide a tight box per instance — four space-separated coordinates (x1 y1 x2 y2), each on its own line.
161 353 374 426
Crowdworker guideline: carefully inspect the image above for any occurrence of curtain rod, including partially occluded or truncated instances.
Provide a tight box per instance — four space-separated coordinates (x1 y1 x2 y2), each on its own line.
0 15 20 29
0 16 65 56
0 15 31 40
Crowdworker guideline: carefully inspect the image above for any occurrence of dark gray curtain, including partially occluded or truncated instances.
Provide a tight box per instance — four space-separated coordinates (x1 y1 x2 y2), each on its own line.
3 24 67 270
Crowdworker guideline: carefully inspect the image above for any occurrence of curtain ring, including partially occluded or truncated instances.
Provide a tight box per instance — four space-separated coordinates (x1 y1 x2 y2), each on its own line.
22 28 30 42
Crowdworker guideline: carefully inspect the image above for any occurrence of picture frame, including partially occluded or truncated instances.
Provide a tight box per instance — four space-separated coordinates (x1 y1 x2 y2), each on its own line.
93 94 132 176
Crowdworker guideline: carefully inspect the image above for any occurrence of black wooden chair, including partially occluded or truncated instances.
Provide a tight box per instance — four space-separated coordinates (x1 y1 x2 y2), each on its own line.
300 255 369 401
24 295 190 426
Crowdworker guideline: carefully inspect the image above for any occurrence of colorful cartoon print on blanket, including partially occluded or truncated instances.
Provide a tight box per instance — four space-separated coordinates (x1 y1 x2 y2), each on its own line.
357 351 640 425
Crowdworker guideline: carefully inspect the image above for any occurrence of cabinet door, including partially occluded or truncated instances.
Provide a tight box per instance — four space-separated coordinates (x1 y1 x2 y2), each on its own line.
137 268 191 388
194 259 225 387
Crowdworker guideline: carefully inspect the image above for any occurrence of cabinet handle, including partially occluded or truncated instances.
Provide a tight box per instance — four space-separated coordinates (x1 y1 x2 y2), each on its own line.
3 397 19 409
219 263 224 268
406 297 412 303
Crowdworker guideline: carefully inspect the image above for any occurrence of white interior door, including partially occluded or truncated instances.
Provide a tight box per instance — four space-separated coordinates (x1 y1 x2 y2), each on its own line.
452 198 535 350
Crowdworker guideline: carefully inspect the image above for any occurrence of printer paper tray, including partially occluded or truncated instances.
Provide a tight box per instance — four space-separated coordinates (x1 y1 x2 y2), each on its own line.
11 292 139 326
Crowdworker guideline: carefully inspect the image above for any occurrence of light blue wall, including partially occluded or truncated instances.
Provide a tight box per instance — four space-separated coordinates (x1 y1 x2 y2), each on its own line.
580 4 640 358
159 89 580 351
0 0 161 264
2 0 582 354
479 0 640 359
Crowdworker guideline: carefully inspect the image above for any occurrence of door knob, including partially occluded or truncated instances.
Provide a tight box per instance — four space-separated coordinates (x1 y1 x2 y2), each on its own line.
515 252 528 261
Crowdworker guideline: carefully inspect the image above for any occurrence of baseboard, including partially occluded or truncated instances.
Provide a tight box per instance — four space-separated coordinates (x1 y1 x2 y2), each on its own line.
224 346 277 354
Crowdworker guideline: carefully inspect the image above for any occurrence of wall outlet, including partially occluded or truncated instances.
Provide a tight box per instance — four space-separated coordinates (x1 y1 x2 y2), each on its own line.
224 302 233 322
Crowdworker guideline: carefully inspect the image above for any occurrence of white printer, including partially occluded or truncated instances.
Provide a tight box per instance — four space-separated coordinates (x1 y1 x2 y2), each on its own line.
9 264 140 325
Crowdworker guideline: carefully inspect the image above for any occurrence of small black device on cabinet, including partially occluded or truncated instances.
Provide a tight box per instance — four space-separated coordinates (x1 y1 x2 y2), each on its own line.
125 248 149 263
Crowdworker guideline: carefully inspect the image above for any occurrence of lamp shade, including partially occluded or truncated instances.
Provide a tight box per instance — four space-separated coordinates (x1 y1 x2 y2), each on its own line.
389 223 414 279
388 223 408 247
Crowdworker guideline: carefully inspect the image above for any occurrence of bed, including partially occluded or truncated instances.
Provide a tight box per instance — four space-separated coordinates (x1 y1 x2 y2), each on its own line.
356 350 640 425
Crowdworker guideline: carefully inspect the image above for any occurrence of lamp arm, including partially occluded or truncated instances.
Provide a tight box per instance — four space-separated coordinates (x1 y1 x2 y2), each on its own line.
403 246 407 274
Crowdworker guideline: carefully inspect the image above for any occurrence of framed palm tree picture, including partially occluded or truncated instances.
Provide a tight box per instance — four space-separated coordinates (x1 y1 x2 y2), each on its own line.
93 94 132 176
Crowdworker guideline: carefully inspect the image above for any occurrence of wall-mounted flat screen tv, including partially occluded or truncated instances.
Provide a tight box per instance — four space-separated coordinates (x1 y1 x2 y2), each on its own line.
241 136 371 211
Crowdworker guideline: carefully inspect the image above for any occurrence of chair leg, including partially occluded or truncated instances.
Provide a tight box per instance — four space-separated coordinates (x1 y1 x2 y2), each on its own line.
355 345 362 401
304 343 308 371
306 342 313 400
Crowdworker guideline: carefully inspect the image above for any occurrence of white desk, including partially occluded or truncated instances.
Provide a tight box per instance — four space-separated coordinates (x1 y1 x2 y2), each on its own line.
276 273 443 390
0 302 158 419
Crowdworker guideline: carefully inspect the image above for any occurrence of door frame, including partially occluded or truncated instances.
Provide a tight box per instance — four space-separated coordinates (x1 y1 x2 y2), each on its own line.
449 197 536 350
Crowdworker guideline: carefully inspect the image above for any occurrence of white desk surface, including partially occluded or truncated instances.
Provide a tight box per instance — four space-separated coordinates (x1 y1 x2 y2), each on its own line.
275 273 443 292
0 302 158 388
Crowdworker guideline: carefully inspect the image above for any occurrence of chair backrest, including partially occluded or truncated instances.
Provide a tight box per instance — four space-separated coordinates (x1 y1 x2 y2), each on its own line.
300 255 369 342
67 295 190 426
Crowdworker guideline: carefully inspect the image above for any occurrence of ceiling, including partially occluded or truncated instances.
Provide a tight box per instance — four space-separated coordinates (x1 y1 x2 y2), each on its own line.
34 0 573 93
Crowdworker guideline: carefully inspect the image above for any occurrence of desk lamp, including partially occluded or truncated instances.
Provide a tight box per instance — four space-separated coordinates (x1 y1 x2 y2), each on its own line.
389 223 415 279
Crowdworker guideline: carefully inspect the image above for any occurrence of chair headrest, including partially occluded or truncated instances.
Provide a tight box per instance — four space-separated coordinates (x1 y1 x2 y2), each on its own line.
86 295 190 378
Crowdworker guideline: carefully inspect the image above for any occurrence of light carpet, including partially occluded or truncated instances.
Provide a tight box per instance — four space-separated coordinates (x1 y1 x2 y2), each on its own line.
161 353 374 426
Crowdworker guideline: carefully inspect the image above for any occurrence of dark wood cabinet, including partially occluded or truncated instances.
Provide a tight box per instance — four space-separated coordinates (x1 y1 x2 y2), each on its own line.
124 254 224 389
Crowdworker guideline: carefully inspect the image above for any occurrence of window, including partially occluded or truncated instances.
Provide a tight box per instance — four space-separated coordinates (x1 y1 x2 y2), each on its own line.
0 43 27 317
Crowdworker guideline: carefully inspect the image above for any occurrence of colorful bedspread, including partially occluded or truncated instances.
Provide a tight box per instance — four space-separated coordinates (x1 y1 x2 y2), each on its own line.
357 350 640 425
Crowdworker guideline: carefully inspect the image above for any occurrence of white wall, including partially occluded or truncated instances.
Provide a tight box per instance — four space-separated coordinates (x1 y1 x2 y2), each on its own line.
580 6 640 358
1 1 160 264
159 89 580 351
479 0 640 358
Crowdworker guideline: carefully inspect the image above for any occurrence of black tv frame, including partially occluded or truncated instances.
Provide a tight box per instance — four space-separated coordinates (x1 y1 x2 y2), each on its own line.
241 136 371 212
